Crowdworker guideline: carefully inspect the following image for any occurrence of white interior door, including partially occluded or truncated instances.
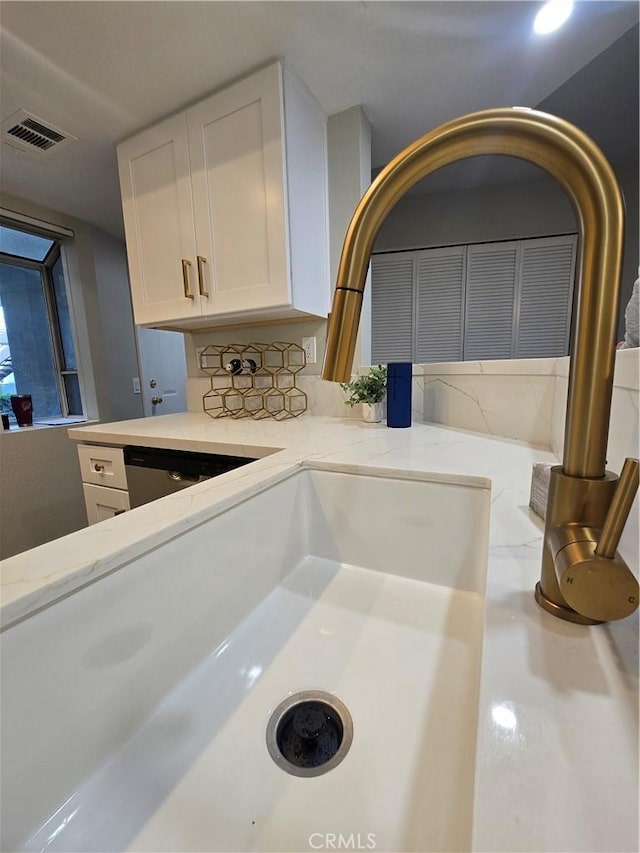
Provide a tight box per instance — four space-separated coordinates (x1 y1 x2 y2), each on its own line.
136 328 187 416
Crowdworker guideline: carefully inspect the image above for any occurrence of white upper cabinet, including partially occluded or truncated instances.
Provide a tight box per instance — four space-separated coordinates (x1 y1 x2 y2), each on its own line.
118 113 198 323
117 63 329 329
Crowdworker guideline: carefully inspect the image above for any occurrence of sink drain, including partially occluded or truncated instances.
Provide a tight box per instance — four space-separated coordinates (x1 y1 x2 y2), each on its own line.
266 691 353 777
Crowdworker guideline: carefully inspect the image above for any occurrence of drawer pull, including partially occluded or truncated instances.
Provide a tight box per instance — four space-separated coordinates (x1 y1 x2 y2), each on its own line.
94 463 105 472
197 255 209 297
182 259 194 299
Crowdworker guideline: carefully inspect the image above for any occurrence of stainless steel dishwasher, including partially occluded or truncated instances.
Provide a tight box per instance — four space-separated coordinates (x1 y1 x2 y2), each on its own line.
123 445 256 508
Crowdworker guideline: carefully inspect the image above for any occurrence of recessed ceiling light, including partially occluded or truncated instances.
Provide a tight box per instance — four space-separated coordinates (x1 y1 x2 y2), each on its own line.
533 0 574 34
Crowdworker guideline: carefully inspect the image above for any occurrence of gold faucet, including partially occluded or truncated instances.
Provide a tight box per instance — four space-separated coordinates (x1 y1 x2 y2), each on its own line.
322 107 639 624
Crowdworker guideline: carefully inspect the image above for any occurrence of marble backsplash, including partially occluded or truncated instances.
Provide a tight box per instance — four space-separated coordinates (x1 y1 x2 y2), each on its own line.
417 358 557 447
187 351 638 462
416 351 638 461
550 349 639 467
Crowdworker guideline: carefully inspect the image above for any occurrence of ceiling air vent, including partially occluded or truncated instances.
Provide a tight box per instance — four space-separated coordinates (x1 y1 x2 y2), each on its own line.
2 110 76 154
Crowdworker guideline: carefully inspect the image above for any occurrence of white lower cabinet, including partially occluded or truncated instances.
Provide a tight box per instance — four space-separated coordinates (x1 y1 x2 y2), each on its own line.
82 483 130 525
77 444 129 525
117 62 330 330
77 443 127 489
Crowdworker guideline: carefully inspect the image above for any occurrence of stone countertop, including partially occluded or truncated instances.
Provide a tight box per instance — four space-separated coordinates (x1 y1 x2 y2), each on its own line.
1 413 637 851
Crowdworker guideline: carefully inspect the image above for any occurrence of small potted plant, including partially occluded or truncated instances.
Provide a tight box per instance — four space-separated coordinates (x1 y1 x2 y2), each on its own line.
340 365 387 422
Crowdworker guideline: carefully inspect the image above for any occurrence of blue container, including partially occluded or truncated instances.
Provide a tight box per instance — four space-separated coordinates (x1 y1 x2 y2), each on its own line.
386 362 412 428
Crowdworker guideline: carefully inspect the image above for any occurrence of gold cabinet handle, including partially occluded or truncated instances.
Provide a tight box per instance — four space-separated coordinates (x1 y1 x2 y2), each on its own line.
181 259 194 299
94 463 105 472
197 255 209 297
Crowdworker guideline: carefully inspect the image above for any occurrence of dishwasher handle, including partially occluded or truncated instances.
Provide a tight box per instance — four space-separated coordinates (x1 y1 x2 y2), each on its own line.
167 470 200 483
123 445 256 479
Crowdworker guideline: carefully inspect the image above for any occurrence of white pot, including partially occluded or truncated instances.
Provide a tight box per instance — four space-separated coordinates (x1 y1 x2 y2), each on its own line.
362 401 384 423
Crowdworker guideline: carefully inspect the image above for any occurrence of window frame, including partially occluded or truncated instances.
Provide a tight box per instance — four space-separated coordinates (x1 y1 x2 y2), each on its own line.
0 223 83 419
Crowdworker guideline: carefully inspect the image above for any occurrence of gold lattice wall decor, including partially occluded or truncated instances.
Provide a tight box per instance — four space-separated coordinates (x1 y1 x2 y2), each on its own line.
201 342 307 420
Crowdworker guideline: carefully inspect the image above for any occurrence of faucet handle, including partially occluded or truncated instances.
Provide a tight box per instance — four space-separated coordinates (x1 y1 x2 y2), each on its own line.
595 458 639 559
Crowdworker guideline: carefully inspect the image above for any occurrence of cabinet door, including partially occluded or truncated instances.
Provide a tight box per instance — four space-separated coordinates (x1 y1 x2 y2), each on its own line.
118 113 200 325
464 242 518 360
77 444 127 489
371 253 415 363
514 235 576 358
416 247 467 363
82 484 130 526
188 64 290 316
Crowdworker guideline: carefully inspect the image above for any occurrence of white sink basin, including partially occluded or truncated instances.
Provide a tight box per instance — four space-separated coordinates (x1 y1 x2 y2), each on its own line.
3 462 491 852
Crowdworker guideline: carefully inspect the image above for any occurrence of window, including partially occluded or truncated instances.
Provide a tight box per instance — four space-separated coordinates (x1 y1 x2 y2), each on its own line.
371 234 577 364
0 222 82 421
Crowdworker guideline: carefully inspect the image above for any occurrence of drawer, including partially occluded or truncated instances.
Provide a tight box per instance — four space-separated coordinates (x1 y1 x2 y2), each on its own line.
83 483 131 526
78 444 128 490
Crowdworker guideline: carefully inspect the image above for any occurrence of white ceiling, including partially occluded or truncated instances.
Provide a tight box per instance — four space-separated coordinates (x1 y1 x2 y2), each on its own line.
1 1 638 238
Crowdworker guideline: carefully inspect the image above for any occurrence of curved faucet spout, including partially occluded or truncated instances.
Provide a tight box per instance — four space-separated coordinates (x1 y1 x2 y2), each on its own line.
323 106 624 480
323 107 639 625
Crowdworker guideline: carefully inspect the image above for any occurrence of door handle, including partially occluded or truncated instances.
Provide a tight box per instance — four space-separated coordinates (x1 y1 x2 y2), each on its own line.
151 396 163 406
181 259 194 299
197 255 209 297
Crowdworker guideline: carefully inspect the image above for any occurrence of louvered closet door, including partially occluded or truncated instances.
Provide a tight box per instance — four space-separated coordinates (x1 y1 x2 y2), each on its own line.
416 247 466 362
464 242 518 360
371 253 414 363
515 235 576 358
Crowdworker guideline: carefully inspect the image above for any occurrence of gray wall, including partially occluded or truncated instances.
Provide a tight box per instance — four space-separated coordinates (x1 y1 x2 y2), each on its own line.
375 168 573 251
90 227 145 422
0 426 86 559
0 194 143 558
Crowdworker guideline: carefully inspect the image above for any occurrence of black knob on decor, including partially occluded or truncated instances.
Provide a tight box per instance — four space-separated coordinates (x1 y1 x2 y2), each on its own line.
225 359 242 375
292 703 327 740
